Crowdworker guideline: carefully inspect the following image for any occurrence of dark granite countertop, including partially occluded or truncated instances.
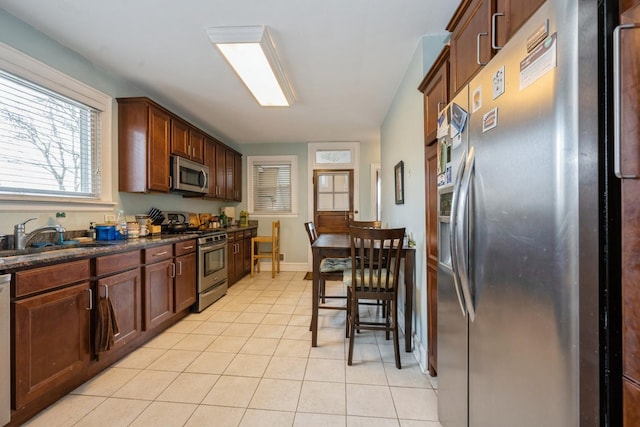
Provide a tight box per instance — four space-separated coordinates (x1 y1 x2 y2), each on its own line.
0 234 198 273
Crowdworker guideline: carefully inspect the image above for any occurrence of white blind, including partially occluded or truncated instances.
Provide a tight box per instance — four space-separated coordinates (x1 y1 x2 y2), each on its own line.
0 69 101 198
252 162 291 213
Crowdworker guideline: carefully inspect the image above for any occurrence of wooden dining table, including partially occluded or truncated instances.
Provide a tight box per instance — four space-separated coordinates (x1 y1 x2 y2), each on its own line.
310 233 416 352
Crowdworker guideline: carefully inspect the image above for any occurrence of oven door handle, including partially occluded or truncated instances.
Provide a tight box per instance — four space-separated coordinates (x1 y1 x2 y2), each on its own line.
199 243 226 252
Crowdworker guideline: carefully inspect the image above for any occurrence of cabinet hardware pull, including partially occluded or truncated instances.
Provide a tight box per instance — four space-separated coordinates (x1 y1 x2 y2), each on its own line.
178 261 183 276
170 262 176 278
154 251 168 256
183 245 194 250
100 283 109 299
437 102 445 113
86 288 93 311
613 23 640 179
491 12 504 50
476 32 488 65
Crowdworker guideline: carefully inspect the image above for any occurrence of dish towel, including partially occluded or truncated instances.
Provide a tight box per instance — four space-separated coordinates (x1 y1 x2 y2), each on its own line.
95 296 120 352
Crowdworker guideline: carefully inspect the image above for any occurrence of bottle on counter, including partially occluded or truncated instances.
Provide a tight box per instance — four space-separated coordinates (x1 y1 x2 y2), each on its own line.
88 222 96 240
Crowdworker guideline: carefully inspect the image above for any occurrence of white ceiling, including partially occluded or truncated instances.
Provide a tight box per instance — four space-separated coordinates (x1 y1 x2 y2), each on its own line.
1 0 456 146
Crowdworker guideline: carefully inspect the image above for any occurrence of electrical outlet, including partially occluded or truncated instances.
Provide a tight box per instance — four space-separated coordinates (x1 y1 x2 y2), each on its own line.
279 254 284 261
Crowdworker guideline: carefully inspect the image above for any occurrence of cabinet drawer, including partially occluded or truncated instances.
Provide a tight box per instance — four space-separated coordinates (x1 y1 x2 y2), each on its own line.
227 232 237 242
95 250 141 276
14 259 91 298
243 229 253 238
144 244 173 263
175 239 196 256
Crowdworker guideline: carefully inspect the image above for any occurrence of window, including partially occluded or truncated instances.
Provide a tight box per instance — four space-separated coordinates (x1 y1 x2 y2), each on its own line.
247 155 298 215
0 42 112 208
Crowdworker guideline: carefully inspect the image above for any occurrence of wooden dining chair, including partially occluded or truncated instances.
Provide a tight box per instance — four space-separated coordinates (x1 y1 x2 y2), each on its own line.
250 220 280 278
304 222 351 305
344 226 405 368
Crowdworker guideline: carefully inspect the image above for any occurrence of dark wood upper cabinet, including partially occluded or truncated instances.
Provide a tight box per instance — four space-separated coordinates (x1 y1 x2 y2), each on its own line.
494 0 545 49
170 117 190 159
419 46 450 145
447 0 493 96
447 0 544 97
189 128 205 164
118 98 170 193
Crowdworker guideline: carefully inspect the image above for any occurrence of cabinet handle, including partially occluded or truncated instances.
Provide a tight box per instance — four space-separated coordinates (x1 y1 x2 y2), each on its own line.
86 288 93 311
178 261 183 276
491 12 504 50
183 245 194 250
154 251 168 256
169 176 173 189
613 23 640 179
100 283 109 299
170 262 176 278
476 32 488 65
437 101 445 113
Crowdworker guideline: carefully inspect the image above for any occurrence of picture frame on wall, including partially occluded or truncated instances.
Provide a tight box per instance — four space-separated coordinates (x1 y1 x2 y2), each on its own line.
395 160 404 205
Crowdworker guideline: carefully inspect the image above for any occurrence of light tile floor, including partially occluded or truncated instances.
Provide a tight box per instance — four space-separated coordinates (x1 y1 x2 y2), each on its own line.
25 271 441 427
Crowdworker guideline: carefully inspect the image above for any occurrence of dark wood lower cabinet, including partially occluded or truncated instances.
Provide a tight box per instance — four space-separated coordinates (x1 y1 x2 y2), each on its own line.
13 282 92 409
96 268 142 352
175 252 196 312
143 259 173 330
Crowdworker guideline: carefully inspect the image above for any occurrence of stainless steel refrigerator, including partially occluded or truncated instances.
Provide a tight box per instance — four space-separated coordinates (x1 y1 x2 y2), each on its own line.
436 1 601 426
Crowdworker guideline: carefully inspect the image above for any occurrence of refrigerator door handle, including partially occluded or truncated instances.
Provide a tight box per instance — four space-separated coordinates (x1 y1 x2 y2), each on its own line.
450 151 467 316
456 146 476 321
613 23 640 179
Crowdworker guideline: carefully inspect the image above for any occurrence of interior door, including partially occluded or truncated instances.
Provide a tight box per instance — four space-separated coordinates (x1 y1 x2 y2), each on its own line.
313 169 354 234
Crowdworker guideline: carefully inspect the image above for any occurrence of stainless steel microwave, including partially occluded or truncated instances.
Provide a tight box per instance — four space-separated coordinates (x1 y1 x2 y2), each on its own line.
170 156 209 194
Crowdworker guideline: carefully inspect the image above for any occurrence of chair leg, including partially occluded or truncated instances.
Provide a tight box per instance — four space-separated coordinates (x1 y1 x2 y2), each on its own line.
345 286 351 338
250 241 255 278
347 294 357 365
392 300 401 369
271 253 275 278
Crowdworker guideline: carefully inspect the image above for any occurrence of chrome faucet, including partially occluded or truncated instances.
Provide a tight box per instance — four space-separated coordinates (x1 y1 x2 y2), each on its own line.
14 218 66 250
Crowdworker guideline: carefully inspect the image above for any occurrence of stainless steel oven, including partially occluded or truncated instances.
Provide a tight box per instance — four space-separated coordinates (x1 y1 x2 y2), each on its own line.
195 231 227 312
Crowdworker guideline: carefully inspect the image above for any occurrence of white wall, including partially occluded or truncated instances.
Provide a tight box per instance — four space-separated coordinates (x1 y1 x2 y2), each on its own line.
380 33 448 372
0 10 234 235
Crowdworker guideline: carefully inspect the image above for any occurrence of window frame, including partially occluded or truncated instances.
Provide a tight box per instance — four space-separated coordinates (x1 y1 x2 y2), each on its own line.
0 42 114 211
247 155 298 217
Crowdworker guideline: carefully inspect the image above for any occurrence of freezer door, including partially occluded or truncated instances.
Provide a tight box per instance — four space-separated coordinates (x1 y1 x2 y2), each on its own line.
437 86 470 427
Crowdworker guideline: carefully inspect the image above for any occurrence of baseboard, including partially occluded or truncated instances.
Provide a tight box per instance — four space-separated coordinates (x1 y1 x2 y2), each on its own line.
398 309 428 374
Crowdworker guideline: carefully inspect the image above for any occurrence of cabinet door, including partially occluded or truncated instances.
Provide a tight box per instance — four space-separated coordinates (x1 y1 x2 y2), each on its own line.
96 268 142 352
624 378 640 426
243 233 253 274
494 0 544 48
225 149 235 200
170 117 190 158
13 282 91 409
143 259 174 330
622 0 640 15
148 106 171 192
234 153 242 201
216 143 226 198
448 0 492 95
234 241 244 280
189 128 205 164
227 232 237 284
175 252 197 312
419 47 449 145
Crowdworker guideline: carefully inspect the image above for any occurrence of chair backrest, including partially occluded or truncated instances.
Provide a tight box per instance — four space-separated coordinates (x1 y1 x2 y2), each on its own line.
349 220 382 229
304 222 318 245
273 220 281 248
348 226 405 293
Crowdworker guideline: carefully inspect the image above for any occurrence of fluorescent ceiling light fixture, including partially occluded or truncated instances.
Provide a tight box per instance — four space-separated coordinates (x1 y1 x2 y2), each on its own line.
205 25 295 107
